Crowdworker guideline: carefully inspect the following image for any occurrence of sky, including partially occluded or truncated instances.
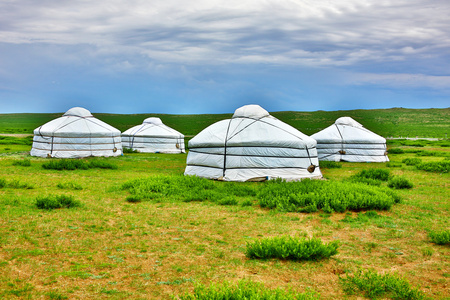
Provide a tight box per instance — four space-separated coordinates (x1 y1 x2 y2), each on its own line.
0 0 449 114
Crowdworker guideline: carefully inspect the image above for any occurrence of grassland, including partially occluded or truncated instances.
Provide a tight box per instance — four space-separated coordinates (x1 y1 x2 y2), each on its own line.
1 107 449 137
0 134 449 299
0 108 449 299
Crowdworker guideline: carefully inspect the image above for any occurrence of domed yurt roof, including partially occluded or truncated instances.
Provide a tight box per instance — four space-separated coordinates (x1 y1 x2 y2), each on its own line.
30 107 122 158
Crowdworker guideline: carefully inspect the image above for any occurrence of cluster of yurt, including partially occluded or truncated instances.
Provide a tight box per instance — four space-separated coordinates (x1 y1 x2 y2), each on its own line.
30 104 388 181
30 107 185 158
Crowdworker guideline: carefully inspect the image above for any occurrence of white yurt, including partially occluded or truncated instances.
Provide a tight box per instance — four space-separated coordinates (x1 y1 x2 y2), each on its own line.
310 117 389 162
184 104 322 182
121 117 185 153
30 107 122 158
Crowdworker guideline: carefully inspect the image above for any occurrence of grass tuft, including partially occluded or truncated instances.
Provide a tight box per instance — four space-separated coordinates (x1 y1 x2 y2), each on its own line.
178 279 319 300
319 161 342 169
257 179 400 213
246 236 339 261
402 158 422 166
340 269 425 300
12 159 31 167
428 230 450 245
416 160 449 173
56 181 83 190
42 159 117 170
388 176 413 189
36 194 81 210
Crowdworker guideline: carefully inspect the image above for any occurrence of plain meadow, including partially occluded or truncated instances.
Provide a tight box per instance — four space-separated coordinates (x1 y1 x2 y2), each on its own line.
0 108 449 299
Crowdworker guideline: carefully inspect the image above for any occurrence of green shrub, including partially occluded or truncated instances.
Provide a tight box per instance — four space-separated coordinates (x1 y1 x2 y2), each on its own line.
36 194 80 210
42 159 89 170
12 159 31 167
57 181 83 190
178 280 319 300
0 178 6 188
386 162 402 168
246 236 339 261
122 175 256 204
319 161 342 168
126 195 143 203
354 168 391 181
340 269 425 299
42 159 117 170
7 179 34 189
257 179 400 213
122 147 139 153
428 230 450 245
416 150 450 157
87 160 118 169
217 196 238 206
416 160 449 173
388 148 404 154
402 158 422 166
388 176 413 189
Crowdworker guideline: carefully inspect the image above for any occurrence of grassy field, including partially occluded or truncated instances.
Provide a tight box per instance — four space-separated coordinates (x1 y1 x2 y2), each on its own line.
0 136 449 299
1 107 449 137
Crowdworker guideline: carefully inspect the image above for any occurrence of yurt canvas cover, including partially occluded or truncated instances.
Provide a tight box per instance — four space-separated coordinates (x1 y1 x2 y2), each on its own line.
184 105 322 182
30 107 122 158
310 117 389 162
122 117 185 153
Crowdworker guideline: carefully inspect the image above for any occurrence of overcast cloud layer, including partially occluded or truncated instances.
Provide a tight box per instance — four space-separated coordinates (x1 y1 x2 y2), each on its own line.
0 0 449 114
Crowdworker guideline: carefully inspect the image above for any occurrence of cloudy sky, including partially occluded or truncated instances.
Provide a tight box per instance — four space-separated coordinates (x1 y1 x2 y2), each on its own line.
0 0 449 114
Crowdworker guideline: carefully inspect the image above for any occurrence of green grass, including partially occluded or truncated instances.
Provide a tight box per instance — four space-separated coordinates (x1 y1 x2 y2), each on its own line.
178 280 319 300
340 269 426 299
0 123 448 299
245 236 339 261
42 158 118 170
257 179 400 213
1 107 449 138
35 194 81 210
428 230 450 245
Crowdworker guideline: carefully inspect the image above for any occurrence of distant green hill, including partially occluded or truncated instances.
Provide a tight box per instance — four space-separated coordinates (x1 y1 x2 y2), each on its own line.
0 107 448 138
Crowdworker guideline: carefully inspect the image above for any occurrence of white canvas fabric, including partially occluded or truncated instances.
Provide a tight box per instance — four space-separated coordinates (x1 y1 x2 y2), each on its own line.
121 117 185 153
311 117 389 162
30 107 122 158
185 104 322 181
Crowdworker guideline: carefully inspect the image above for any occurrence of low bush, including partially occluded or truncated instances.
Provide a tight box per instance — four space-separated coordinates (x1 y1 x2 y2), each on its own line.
0 178 34 189
340 269 425 300
42 159 117 170
246 236 339 261
122 175 257 204
388 148 404 154
416 160 450 173
416 150 450 157
57 181 83 190
319 161 342 169
388 176 413 189
354 168 391 181
402 158 422 166
428 230 450 245
178 280 319 300
7 179 34 189
36 194 80 210
257 179 400 213
12 159 31 167
122 148 139 153
386 162 402 168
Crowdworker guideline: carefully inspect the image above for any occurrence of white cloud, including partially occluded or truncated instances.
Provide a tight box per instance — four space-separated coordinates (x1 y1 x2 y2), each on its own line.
1 0 449 69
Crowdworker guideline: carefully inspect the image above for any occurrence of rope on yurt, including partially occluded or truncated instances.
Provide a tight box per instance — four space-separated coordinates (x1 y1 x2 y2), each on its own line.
222 118 233 177
334 124 346 157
